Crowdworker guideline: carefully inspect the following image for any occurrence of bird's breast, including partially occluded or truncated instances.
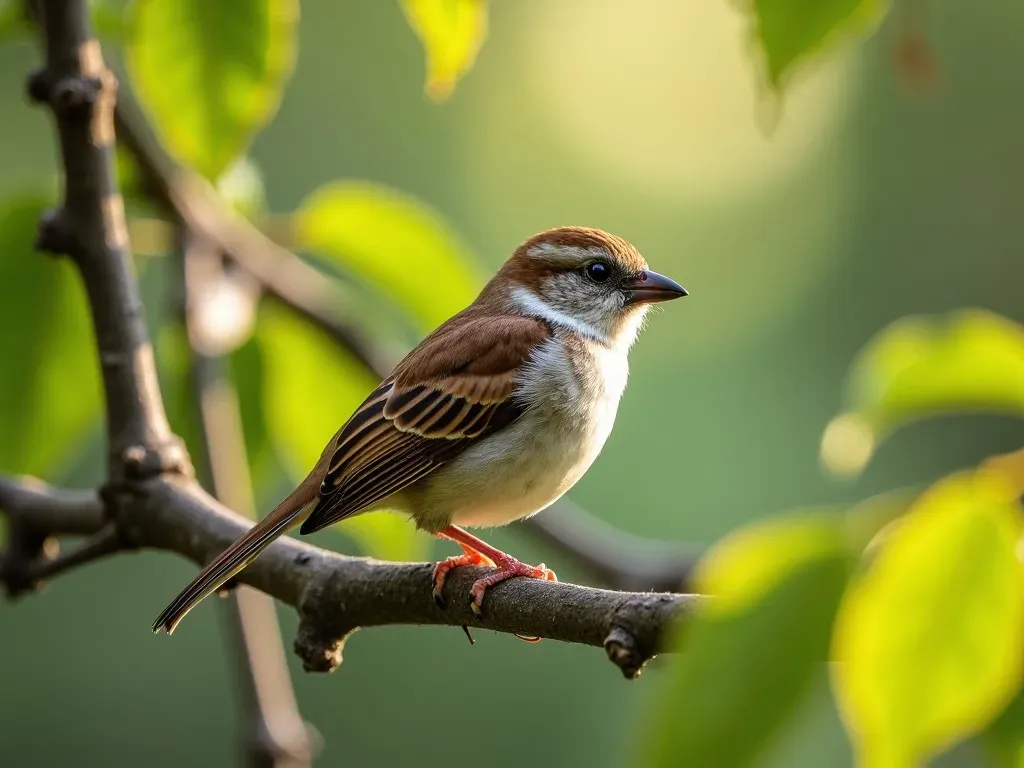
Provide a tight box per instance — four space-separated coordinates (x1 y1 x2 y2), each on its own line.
412 335 629 530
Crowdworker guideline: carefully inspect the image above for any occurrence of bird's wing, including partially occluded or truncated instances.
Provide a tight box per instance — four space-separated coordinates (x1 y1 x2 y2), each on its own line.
299 314 550 535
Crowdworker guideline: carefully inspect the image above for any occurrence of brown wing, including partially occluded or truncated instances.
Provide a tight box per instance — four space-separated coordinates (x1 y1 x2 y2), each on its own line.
299 314 550 535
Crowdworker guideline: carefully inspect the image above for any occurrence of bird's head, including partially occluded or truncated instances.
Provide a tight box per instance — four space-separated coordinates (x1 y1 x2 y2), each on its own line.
486 226 687 347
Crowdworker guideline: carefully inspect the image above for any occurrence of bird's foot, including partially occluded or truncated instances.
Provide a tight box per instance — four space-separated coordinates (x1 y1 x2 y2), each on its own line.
469 555 557 618
432 549 494 608
432 525 558 623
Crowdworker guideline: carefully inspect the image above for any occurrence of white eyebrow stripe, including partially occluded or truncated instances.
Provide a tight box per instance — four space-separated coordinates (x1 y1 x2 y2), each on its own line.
510 287 610 345
525 243 608 265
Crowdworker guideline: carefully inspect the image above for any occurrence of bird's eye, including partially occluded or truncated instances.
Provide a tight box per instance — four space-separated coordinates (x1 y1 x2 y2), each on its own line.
585 261 611 283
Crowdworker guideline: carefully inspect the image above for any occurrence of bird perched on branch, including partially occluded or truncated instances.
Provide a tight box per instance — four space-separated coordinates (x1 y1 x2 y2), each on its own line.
153 226 687 634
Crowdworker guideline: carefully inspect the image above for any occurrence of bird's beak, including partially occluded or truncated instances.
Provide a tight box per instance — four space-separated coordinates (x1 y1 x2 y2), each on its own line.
623 270 688 305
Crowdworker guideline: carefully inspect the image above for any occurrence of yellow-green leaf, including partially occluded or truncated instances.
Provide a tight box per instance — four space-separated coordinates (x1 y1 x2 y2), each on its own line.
401 0 488 101
821 310 1024 476
126 0 298 180
256 302 424 562
747 0 889 89
639 512 850 767
0 195 102 477
832 470 1024 768
293 180 482 332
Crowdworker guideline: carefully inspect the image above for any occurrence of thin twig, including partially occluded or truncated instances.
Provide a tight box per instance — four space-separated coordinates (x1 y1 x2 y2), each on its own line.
0 476 107 597
18 525 122 585
181 231 315 768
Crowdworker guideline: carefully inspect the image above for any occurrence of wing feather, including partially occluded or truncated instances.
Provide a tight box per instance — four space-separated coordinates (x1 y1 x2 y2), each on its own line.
299 313 550 536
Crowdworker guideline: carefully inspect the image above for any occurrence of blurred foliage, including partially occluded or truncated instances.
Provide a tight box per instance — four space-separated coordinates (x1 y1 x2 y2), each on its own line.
0 0 27 44
986 687 1024 768
215 156 269 222
833 470 1024 767
748 0 890 89
401 0 488 101
0 194 101 477
640 512 851 767
2 2 1024 768
648 316 1024 766
821 311 1024 477
126 0 298 180
294 180 483 331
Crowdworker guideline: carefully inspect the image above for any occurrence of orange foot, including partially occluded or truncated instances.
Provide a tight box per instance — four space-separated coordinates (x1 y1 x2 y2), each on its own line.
433 525 557 617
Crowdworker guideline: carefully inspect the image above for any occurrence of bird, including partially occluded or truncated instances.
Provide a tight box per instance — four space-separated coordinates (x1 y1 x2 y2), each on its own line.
153 226 687 634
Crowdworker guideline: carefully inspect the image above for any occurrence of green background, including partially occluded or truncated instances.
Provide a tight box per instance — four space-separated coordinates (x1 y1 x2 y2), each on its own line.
2 0 1023 765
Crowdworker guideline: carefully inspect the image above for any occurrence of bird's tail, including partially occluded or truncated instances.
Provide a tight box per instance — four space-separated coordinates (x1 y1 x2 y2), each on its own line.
152 484 317 635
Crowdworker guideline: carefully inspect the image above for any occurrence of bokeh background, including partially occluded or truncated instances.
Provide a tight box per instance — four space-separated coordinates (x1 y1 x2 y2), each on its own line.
2 0 1024 765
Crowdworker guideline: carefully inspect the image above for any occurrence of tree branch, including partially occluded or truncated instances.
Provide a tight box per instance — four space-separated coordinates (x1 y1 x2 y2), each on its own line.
0 475 113 597
4 0 698 682
27 1 186 481
138 478 697 679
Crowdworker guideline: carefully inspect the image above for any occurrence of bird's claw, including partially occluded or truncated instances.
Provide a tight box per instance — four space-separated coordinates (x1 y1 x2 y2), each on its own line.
431 551 494 609
469 560 557 617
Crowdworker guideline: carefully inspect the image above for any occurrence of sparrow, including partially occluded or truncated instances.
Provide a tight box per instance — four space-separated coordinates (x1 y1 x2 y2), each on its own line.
153 226 687 634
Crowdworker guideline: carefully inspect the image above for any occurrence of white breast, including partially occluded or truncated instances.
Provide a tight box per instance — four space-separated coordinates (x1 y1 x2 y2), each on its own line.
416 333 630 531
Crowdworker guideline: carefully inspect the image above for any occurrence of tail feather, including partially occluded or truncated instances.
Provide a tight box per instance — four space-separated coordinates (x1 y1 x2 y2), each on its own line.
153 491 314 635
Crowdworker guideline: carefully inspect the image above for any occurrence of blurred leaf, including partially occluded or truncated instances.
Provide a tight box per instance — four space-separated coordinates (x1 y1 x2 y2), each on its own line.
126 0 298 180
981 448 1024 499
748 0 889 89
401 0 488 101
985 688 1024 768
216 156 268 223
91 0 125 40
294 180 482 332
257 303 424 561
832 470 1024 768
229 335 275 499
0 0 28 45
639 512 850 768
821 310 1024 476
0 195 102 476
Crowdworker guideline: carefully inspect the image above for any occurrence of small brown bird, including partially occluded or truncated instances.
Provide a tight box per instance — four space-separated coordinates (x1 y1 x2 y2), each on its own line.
153 227 686 634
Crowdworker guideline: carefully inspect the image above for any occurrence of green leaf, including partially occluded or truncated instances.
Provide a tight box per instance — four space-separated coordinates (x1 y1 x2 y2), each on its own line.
256 302 424 562
229 335 276 500
821 310 1024 476
293 180 483 332
0 195 102 476
832 470 1024 768
985 688 1024 768
0 0 28 45
125 0 298 180
401 0 488 101
747 0 889 89
91 0 126 40
639 512 850 768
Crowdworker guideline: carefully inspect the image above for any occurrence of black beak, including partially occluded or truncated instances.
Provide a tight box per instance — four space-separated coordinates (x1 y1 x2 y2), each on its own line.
623 270 688 305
